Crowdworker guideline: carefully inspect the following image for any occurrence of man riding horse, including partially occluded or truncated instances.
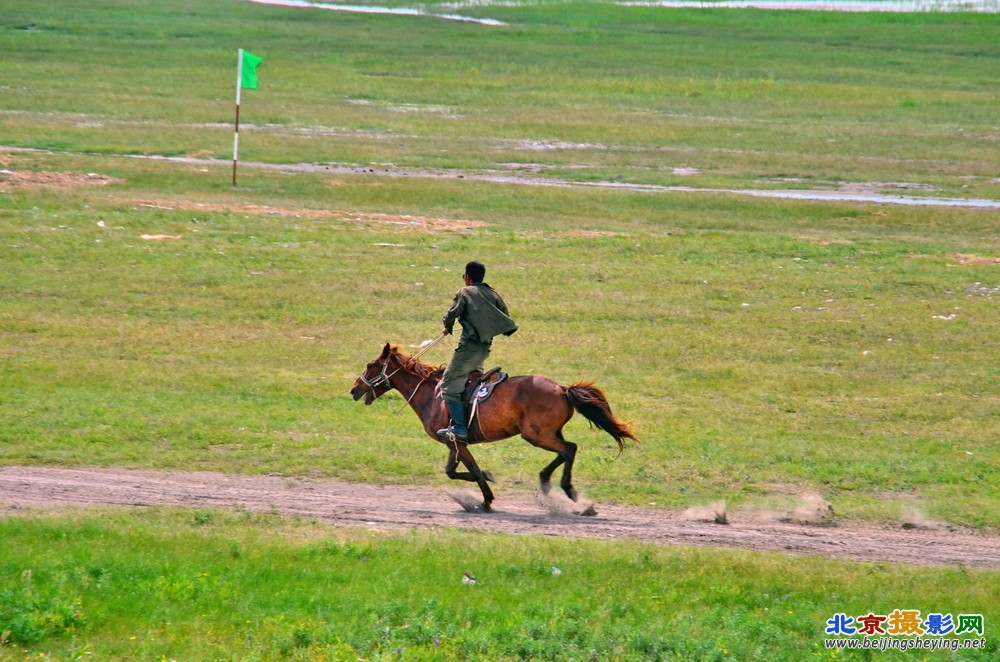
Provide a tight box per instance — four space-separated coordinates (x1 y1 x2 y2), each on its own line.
438 261 517 442
351 260 635 513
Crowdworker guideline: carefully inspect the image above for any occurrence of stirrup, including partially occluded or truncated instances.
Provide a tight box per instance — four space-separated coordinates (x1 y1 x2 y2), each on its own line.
438 425 467 443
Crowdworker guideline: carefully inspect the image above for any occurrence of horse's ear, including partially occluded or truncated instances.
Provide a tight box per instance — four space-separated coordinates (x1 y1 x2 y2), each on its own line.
380 343 392 360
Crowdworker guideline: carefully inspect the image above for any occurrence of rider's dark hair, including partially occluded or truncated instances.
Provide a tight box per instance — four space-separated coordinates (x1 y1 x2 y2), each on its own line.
465 261 486 283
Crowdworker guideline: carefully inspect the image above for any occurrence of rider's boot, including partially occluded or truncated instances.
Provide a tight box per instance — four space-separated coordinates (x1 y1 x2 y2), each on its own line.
437 400 469 442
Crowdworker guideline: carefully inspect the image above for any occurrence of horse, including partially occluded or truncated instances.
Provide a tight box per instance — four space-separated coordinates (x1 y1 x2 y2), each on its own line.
350 343 637 514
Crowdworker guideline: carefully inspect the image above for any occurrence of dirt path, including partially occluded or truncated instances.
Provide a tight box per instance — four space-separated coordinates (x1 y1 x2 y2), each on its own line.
2 466 998 570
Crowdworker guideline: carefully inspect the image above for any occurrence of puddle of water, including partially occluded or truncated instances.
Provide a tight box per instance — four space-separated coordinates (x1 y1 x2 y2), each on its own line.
732 188 1000 208
246 0 507 25
581 181 1000 207
249 0 998 26
617 0 998 11
246 0 998 32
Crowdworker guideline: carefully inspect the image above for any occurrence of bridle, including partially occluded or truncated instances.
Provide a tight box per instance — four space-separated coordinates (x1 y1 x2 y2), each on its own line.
357 334 447 408
358 358 394 392
358 354 432 412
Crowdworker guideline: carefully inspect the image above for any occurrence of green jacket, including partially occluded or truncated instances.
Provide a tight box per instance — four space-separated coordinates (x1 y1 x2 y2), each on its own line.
443 282 517 344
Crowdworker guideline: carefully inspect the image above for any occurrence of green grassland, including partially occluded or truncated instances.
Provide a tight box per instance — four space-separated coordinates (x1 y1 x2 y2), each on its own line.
1 0 998 524
1 509 997 660
2 154 997 528
1 0 999 657
1 1 998 197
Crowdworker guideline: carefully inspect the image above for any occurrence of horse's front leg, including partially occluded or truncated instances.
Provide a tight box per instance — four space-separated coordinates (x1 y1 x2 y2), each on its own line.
444 444 495 512
445 446 494 483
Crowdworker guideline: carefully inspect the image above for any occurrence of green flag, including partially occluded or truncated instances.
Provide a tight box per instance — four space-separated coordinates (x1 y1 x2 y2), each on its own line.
241 50 262 90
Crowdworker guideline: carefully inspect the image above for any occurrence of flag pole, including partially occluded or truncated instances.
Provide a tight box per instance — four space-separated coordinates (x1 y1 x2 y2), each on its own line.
233 48 244 187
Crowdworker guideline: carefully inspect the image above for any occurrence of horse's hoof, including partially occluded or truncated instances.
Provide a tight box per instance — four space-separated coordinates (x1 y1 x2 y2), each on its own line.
481 502 493 513
482 470 495 483
540 481 552 495
578 504 598 516
565 488 578 502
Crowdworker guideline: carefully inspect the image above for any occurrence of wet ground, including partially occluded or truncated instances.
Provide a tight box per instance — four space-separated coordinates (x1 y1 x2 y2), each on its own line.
247 0 1000 22
4 147 998 209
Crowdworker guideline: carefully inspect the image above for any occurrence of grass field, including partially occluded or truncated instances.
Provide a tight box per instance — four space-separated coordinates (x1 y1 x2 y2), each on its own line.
1 509 997 660
2 0 998 197
1 0 999 657
3 155 998 527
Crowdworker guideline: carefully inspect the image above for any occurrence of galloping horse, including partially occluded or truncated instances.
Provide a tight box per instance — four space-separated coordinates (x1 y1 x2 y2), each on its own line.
350 343 637 513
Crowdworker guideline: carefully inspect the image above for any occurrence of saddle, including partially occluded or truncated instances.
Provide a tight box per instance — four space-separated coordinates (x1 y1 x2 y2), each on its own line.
463 367 508 407
458 368 508 440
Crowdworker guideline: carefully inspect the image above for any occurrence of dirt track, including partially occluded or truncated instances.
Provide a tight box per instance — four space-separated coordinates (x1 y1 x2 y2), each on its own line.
2 466 998 570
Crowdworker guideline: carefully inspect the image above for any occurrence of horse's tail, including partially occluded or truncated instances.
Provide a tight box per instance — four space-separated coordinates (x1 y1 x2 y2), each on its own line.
565 382 638 455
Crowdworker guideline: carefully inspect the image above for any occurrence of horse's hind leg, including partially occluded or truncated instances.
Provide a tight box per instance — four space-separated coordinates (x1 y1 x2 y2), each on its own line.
529 428 578 502
538 454 563 496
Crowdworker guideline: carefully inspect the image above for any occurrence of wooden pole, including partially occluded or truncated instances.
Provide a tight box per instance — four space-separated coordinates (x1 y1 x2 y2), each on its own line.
232 48 243 187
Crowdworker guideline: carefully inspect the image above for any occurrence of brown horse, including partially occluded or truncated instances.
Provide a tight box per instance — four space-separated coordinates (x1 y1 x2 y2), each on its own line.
350 343 637 513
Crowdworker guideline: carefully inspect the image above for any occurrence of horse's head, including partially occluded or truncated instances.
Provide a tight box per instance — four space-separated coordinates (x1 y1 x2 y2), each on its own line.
350 343 397 405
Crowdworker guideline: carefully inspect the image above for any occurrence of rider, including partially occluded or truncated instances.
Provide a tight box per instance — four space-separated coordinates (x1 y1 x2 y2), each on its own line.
437 261 517 442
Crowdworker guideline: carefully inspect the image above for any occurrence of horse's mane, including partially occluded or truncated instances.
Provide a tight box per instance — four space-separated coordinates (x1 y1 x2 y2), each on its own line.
389 345 445 380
